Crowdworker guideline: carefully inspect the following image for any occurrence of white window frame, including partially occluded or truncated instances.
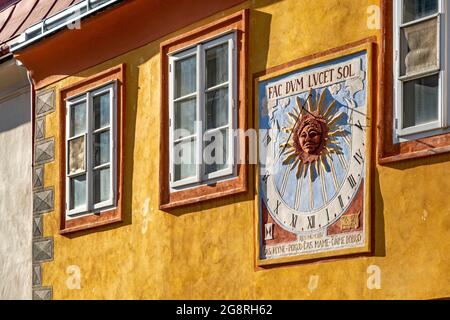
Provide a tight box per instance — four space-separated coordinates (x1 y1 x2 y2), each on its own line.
168 31 237 190
65 82 117 218
393 0 450 142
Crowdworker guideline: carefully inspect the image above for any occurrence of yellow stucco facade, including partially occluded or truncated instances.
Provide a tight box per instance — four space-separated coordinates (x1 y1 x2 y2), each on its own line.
35 0 449 299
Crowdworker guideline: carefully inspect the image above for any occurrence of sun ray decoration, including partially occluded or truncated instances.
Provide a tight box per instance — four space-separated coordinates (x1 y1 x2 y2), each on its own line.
280 88 348 182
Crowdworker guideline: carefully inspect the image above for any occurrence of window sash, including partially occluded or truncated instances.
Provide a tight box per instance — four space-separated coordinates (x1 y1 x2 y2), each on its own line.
394 0 447 138
168 32 237 189
170 47 200 187
402 0 439 24
397 71 443 136
66 82 117 218
398 14 441 80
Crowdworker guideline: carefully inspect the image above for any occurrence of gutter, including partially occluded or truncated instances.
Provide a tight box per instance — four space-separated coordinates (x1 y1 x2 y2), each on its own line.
10 0 124 52
0 52 13 65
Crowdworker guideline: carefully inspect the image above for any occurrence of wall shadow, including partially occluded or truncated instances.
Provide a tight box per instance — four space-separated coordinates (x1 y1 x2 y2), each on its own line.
63 45 160 238
382 152 450 171
370 151 450 256
372 167 385 257
165 9 273 218
0 60 30 133
0 92 31 133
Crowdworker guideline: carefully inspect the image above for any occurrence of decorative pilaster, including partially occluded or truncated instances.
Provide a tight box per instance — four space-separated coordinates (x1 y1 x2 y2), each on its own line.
32 88 55 300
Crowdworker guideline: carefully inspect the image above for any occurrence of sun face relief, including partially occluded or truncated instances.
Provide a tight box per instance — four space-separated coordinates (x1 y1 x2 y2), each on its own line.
294 112 329 164
280 91 345 171
258 50 371 262
298 119 324 155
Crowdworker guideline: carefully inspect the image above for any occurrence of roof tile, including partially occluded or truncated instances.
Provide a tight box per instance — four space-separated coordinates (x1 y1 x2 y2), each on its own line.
0 0 37 43
0 5 15 35
15 0 57 35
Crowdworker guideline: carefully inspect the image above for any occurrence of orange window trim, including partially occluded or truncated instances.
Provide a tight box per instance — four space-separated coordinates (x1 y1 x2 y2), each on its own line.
159 10 249 210
378 0 450 164
59 64 126 234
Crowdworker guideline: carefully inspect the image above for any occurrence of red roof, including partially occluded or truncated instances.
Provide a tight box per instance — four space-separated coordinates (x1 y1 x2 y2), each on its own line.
0 0 84 50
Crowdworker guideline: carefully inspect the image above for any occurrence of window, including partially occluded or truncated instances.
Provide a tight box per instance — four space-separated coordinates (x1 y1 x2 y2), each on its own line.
160 10 248 209
59 64 125 234
378 0 450 163
168 32 236 189
394 0 448 140
66 83 116 217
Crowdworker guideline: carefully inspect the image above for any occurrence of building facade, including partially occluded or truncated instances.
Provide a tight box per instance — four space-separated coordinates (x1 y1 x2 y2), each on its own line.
0 0 449 299
0 56 32 300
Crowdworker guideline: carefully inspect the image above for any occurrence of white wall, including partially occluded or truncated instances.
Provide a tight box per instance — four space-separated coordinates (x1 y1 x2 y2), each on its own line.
0 60 32 300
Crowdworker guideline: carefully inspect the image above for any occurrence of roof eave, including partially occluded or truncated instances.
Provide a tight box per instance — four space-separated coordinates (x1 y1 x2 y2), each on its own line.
10 0 124 53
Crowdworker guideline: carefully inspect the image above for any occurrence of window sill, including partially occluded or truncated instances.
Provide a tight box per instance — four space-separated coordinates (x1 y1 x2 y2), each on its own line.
396 121 443 139
60 208 122 235
379 131 450 165
159 167 247 210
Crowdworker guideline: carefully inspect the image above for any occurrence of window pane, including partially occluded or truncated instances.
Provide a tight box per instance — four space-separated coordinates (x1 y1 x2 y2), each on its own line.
400 18 438 76
403 74 439 128
70 175 86 210
70 101 86 137
68 136 85 175
174 138 196 181
175 55 196 98
403 0 438 23
206 43 229 88
94 167 111 204
94 130 110 166
94 92 110 129
206 87 229 130
174 97 196 139
204 129 229 175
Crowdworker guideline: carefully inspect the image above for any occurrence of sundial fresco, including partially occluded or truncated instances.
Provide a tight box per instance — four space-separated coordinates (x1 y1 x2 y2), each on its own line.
257 47 372 264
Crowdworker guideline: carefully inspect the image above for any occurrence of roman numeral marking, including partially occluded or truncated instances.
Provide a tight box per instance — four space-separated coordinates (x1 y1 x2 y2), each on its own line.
290 214 298 228
274 200 281 215
264 223 274 240
338 195 344 209
307 216 315 229
262 173 270 184
348 174 357 189
264 132 271 146
355 119 363 131
326 208 330 222
353 149 364 165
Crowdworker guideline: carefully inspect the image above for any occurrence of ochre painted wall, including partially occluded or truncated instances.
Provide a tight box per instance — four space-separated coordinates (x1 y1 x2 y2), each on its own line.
38 0 450 299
